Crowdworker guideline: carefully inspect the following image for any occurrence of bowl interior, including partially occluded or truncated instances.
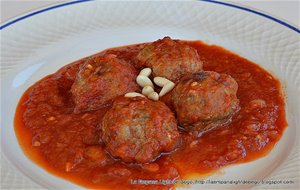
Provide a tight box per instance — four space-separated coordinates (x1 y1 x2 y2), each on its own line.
1 1 299 189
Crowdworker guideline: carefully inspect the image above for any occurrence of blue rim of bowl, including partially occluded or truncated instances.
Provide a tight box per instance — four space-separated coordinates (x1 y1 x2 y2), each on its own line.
0 0 300 33
0 0 298 189
0 0 299 33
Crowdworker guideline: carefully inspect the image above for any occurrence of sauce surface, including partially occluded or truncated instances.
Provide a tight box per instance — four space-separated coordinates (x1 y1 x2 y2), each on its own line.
14 41 287 189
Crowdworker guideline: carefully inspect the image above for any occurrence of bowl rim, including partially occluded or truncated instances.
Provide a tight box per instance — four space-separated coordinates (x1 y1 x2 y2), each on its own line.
0 0 299 34
1 0 299 189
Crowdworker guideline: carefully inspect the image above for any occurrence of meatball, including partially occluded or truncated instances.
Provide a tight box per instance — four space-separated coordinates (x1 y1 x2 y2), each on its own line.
136 37 203 82
101 96 180 163
71 54 139 113
171 71 240 131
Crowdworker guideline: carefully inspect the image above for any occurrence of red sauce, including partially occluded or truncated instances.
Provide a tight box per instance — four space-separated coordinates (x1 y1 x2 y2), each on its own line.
14 41 287 189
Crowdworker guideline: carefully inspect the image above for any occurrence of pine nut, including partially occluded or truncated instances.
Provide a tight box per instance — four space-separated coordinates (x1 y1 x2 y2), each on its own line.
153 77 172 87
148 92 159 101
139 68 152 77
136 75 154 88
159 82 175 97
124 92 145 98
142 86 154 96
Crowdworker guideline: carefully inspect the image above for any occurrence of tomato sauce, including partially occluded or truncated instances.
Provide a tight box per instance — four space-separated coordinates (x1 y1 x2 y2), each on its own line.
14 41 287 189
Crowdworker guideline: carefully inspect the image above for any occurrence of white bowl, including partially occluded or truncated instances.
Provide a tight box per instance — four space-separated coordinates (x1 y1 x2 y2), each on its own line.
1 1 299 189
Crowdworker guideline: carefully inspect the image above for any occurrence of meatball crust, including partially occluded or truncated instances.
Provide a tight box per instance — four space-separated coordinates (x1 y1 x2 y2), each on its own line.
172 71 240 131
101 97 180 163
71 54 139 113
136 37 203 82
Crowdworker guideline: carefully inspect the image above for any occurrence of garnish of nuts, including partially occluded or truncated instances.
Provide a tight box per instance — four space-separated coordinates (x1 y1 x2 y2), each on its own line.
125 68 175 101
153 77 175 97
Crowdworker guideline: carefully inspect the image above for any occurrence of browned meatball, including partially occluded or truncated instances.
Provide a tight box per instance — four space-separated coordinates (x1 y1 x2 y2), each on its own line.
171 71 240 131
101 96 180 163
136 37 203 82
71 54 139 113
